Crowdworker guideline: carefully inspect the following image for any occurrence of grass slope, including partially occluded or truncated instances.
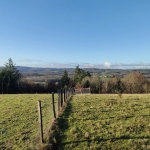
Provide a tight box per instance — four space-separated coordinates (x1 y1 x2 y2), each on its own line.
55 94 150 150
0 94 58 150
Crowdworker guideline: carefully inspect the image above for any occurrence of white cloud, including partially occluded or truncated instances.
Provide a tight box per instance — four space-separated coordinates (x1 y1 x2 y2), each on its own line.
103 62 111 68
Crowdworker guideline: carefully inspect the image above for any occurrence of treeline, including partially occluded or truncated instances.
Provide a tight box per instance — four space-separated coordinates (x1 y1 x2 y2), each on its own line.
0 59 150 94
61 66 150 94
0 59 58 94
81 72 150 94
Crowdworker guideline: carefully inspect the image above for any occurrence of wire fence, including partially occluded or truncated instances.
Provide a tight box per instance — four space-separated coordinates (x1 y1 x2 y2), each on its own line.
38 88 75 145
0 88 74 150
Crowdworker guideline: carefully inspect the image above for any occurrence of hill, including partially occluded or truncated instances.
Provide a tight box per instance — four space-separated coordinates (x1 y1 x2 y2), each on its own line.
1 66 150 83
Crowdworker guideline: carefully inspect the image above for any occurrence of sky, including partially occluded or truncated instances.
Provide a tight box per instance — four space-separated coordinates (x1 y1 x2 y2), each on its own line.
0 0 150 69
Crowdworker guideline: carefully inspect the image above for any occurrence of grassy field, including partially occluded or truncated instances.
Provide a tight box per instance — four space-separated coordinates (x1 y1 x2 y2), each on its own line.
55 94 150 150
0 94 58 150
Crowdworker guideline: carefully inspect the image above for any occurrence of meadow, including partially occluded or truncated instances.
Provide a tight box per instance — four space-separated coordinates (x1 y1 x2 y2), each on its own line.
55 94 150 150
0 94 58 150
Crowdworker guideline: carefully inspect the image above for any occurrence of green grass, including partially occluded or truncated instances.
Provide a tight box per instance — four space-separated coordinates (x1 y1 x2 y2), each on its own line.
55 94 150 150
101 77 111 81
34 82 46 85
0 94 58 150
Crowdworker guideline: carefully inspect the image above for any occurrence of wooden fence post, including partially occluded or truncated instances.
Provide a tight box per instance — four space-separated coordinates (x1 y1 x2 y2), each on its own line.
38 100 43 144
52 92 56 119
64 88 66 102
58 89 60 111
66 88 67 100
66 88 68 100
61 88 63 107
69 88 70 97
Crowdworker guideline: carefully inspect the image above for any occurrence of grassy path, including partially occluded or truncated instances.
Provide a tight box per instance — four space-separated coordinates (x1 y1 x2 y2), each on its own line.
55 94 150 150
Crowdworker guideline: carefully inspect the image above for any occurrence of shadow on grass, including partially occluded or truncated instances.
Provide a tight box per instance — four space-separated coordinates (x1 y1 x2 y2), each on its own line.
61 135 150 146
53 97 150 149
65 114 150 122
53 97 74 149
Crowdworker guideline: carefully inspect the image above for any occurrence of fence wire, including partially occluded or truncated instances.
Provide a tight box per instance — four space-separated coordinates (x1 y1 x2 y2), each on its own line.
0 88 74 150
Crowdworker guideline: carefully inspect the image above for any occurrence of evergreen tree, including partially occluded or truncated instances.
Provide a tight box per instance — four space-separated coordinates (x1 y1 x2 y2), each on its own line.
61 70 70 87
0 58 21 93
74 65 91 84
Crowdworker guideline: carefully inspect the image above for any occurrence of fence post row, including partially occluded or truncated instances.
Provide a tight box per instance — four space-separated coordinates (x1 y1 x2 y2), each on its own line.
57 88 74 111
38 88 74 146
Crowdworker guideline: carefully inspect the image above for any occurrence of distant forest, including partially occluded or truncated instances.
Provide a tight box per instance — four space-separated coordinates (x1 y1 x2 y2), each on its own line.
1 59 150 94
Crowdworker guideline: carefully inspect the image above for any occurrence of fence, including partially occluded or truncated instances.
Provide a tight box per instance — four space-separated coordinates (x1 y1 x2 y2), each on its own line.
75 88 91 94
38 88 74 146
0 88 74 150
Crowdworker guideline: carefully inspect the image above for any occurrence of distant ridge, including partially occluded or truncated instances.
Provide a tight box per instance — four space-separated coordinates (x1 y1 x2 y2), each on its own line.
1 66 150 78
0 66 74 73
16 66 75 73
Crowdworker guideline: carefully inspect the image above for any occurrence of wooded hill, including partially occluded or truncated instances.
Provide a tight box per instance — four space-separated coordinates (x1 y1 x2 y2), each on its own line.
16 67 150 84
1 61 150 94
1 66 150 83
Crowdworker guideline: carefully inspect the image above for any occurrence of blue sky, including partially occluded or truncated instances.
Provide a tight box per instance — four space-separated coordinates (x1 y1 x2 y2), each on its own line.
0 0 150 69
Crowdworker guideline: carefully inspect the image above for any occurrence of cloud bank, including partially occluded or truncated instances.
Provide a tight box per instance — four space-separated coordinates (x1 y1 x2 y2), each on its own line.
14 59 150 69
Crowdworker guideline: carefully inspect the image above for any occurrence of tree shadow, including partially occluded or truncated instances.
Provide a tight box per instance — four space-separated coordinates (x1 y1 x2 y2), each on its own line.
53 97 150 149
66 114 150 122
61 135 150 146
54 97 74 149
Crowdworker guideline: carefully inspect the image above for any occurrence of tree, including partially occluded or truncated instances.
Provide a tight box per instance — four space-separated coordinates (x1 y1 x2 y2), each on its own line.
60 70 70 87
91 76 102 93
0 58 21 93
74 65 91 84
122 72 147 93
103 76 124 94
81 76 90 88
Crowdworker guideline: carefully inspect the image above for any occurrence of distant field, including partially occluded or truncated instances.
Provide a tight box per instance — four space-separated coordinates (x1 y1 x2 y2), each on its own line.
0 94 58 150
34 81 46 85
55 94 150 150
101 77 111 81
